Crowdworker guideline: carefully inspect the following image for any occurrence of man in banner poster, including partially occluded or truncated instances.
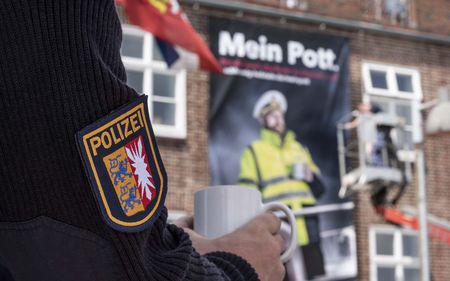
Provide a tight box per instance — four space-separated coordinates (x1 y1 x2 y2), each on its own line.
239 90 326 280
209 16 357 281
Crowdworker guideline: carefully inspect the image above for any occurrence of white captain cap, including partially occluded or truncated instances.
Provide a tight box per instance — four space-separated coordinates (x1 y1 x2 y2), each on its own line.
252 90 287 120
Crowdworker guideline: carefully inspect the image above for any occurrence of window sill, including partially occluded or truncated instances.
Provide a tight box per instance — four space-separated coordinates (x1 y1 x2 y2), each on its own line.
154 125 187 139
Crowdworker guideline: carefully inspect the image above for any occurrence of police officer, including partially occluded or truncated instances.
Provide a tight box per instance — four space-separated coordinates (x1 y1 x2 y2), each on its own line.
239 90 325 280
0 1 285 280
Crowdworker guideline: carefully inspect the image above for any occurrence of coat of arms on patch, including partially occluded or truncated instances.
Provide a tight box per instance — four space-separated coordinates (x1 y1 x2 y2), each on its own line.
76 95 167 232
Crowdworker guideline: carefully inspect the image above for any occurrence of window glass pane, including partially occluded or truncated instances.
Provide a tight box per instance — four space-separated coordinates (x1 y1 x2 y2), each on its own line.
370 70 388 89
376 233 394 255
402 235 418 257
122 33 144 59
377 266 396 281
152 38 165 62
395 104 412 125
382 0 409 25
404 268 420 281
153 101 175 126
396 74 413 92
126 70 144 93
153 73 176 98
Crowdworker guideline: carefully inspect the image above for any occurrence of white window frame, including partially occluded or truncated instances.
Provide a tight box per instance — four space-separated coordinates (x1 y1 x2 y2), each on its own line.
121 24 187 139
362 62 422 100
369 225 420 281
362 62 423 161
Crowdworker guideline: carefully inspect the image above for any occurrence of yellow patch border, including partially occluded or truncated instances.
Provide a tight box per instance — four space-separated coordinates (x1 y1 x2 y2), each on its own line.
82 103 163 227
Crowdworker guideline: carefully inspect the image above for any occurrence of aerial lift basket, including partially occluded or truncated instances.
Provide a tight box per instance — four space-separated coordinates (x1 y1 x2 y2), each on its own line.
337 112 411 199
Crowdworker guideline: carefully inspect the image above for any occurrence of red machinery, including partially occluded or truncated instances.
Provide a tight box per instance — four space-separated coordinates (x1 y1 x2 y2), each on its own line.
376 206 450 245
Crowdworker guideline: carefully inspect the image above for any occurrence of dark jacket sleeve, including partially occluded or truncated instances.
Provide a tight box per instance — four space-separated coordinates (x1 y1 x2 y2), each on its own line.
205 252 260 280
0 1 258 280
0 262 15 281
159 218 259 281
124 208 259 281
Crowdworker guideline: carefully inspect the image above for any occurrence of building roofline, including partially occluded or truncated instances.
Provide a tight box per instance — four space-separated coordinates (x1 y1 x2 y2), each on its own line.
183 0 450 46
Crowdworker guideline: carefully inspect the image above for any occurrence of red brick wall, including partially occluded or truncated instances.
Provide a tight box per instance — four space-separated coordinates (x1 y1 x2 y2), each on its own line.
244 0 376 22
417 0 450 35
239 0 450 35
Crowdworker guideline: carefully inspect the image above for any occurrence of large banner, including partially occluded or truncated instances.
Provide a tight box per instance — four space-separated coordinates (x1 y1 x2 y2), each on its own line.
209 17 357 280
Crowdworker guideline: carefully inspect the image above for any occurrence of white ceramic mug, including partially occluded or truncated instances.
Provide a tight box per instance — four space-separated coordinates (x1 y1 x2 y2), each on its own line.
194 185 297 263
292 163 306 181
292 163 313 182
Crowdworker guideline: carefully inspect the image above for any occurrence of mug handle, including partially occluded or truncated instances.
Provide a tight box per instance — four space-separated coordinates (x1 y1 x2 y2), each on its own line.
262 202 297 263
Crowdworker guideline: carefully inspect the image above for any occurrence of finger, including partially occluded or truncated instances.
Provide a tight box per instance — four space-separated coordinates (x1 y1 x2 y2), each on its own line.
260 212 281 235
272 262 286 281
274 234 284 254
278 263 286 280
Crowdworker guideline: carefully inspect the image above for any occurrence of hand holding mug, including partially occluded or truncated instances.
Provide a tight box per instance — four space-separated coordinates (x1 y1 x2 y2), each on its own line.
180 213 286 281
194 186 297 263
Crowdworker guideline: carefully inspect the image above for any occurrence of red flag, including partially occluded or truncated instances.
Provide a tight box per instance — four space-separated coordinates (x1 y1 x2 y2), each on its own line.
118 0 222 73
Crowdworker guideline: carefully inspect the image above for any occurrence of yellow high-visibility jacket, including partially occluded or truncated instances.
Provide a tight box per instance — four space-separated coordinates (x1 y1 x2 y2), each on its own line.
239 129 319 246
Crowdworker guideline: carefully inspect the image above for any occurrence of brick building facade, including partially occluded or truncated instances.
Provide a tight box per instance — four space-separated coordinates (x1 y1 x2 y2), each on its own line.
117 1 449 280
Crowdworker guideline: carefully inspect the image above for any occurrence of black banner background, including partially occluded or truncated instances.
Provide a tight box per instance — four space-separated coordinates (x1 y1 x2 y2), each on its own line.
209 18 350 209
208 17 356 280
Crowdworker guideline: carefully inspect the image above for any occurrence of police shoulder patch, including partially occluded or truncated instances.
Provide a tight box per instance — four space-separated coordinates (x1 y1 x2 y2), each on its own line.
76 95 167 232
